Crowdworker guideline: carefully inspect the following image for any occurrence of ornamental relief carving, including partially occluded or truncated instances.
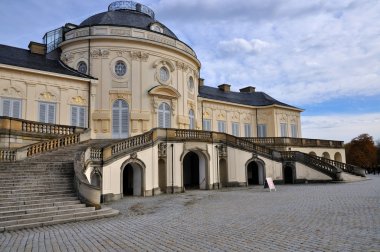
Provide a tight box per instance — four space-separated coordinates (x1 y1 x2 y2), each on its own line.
91 49 110 58
70 96 87 106
231 112 239 121
38 91 57 101
175 61 189 71
1 86 24 98
62 52 74 63
279 114 287 122
130 51 149 61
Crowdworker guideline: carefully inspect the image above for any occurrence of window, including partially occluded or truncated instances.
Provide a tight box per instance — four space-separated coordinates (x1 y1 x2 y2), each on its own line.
257 124 267 137
232 122 239 136
39 102 56 124
280 123 288 137
158 102 171 128
77 61 87 74
71 106 87 128
150 24 162 33
217 120 226 133
203 119 211 131
115 61 127 76
189 109 195 129
159 67 169 82
1 98 21 118
291 124 298 138
244 123 252 137
188 76 194 90
112 99 129 138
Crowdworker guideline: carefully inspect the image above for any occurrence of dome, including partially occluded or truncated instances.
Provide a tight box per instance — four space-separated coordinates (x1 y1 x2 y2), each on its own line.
79 1 178 39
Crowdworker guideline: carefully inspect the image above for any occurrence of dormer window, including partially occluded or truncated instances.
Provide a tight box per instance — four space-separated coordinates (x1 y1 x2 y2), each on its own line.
77 61 87 74
150 23 163 33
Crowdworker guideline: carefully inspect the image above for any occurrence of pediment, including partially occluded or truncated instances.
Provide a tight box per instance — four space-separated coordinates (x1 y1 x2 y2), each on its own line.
148 85 181 99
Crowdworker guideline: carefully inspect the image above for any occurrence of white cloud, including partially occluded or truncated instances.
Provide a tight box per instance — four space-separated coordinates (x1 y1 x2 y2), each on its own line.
218 38 272 55
302 113 380 143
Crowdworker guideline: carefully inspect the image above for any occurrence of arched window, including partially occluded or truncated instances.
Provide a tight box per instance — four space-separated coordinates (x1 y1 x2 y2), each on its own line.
112 99 129 138
158 102 171 128
189 109 195 129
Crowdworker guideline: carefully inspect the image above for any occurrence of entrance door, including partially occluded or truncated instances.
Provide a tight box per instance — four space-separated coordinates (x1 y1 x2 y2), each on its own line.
123 163 143 196
247 162 260 185
183 152 200 189
112 99 129 139
123 164 133 196
284 166 294 184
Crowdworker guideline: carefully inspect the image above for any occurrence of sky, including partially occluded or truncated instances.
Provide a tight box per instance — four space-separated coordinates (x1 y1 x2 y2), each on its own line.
0 0 379 143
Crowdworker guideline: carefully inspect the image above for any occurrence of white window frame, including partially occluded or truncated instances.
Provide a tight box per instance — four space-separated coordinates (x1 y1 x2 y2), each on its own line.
257 124 267 137
280 123 288 137
231 122 239 137
112 99 129 139
203 119 211 131
38 102 56 124
158 102 171 128
71 106 87 128
291 124 298 138
217 120 226 133
189 109 195 129
1 98 21 118
244 123 252 137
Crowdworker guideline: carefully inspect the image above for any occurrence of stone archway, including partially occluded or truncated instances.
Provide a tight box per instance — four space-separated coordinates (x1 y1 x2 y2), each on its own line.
283 164 295 184
219 158 228 188
182 151 208 190
90 172 101 187
334 152 342 162
246 159 265 185
322 152 330 159
121 162 144 196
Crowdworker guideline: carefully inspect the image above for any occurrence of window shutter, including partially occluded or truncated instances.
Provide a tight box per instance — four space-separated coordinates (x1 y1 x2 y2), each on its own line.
71 106 78 126
12 100 21 118
2 100 11 117
121 104 129 136
39 103 46 122
79 107 85 128
112 103 120 138
47 104 55 124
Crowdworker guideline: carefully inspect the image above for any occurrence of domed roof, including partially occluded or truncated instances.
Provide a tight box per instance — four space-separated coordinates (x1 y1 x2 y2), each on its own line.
79 1 178 39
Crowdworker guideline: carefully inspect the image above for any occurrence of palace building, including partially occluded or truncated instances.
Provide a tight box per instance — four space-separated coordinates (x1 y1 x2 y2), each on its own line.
0 1 364 206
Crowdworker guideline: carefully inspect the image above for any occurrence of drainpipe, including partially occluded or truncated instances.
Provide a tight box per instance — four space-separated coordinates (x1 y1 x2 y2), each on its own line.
255 108 258 137
8 117 11 149
215 145 219 189
171 143 174 194
87 26 91 129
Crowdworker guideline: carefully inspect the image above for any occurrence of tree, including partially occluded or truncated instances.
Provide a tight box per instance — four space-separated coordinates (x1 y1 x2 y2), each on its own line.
345 134 377 170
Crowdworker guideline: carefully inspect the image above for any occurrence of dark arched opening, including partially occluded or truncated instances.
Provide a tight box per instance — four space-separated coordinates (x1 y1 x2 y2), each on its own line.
183 151 200 189
123 164 134 196
91 172 101 187
122 163 143 196
284 165 294 184
247 162 260 185
158 159 166 193
219 159 228 187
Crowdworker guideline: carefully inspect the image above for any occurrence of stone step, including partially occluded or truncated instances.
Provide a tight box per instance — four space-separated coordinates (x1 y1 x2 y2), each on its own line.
0 185 73 194
0 206 94 226
0 176 73 182
0 208 119 232
0 192 76 203
0 182 72 190
0 204 90 222
0 196 78 208
0 200 81 213
0 189 75 200
0 180 73 187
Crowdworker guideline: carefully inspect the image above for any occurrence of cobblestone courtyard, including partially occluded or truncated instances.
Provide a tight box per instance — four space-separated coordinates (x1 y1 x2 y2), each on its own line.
1 176 379 252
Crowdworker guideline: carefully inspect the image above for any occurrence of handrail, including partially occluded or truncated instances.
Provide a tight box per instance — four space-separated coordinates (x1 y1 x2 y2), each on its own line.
0 116 85 136
0 149 16 162
243 137 344 148
314 156 365 177
26 134 80 157
281 151 342 180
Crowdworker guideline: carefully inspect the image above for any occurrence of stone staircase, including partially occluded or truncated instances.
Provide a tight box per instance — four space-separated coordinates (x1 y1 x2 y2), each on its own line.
0 141 119 232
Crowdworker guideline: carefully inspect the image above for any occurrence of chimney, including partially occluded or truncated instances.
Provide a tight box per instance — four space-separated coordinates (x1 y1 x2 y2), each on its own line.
239 86 256 93
28 42 46 55
218 83 231 92
198 78 204 87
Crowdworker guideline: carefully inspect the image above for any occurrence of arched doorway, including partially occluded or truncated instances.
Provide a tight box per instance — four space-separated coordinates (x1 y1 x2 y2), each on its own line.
309 151 317 156
122 163 143 196
334 152 342 162
158 159 166 193
246 160 265 185
112 99 129 139
219 159 228 188
182 151 208 190
283 165 294 184
322 152 330 159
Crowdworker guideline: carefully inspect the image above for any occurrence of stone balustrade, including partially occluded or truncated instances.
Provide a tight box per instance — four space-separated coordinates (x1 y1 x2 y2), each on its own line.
27 134 80 157
0 149 16 162
244 137 344 148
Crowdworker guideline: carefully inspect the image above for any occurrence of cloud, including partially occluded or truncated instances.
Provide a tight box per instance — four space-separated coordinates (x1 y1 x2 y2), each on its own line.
218 38 272 55
302 113 380 142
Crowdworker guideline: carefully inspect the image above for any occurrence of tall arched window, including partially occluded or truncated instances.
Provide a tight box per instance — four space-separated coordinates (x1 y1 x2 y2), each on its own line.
189 109 195 129
112 99 129 138
158 102 171 128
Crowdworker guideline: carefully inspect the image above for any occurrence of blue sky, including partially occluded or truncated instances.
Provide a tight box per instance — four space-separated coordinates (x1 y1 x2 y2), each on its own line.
0 0 379 142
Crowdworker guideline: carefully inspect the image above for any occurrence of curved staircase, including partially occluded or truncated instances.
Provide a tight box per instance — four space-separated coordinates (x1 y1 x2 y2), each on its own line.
0 141 119 232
